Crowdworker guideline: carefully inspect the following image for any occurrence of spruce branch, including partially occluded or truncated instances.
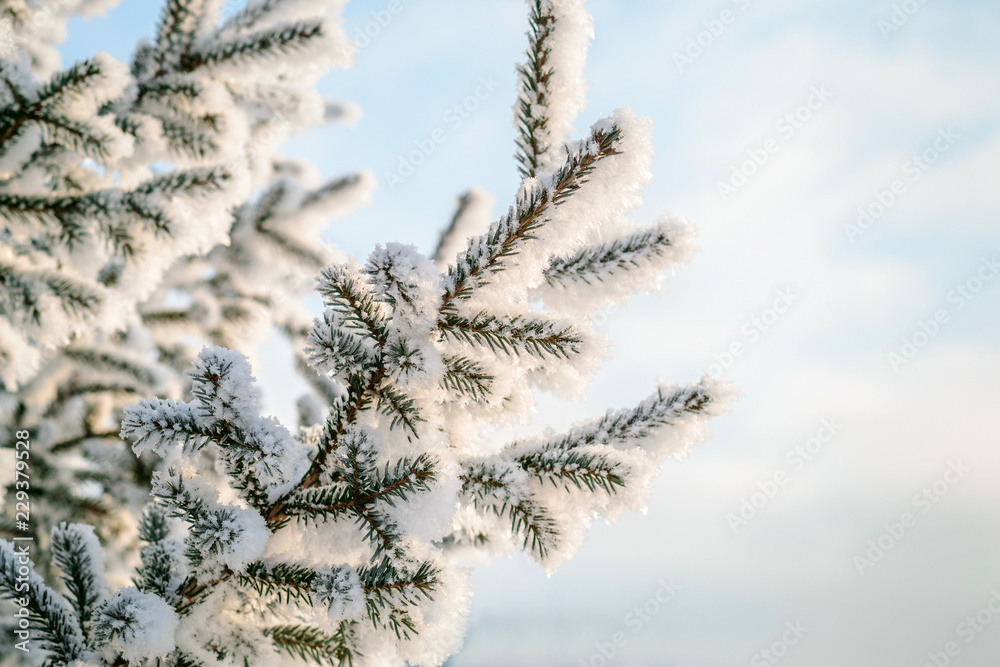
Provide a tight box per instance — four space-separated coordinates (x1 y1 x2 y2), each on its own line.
238 561 321 606
266 623 359 667
121 397 211 457
443 123 622 308
0 56 124 162
50 523 107 639
256 225 329 269
150 470 211 523
286 451 436 543
439 310 584 359
441 354 494 401
135 540 185 600
32 59 111 108
31 111 114 159
358 556 438 639
516 448 627 493
514 0 557 178
218 0 286 36
184 348 301 510
0 0 735 661
374 383 423 437
305 311 378 380
536 382 719 451
181 21 325 72
545 225 678 287
459 464 558 561
0 191 99 246
316 264 389 345
138 504 172 545
0 262 103 328
0 541 85 665
135 506 184 600
158 111 221 158
153 0 214 70
301 173 369 210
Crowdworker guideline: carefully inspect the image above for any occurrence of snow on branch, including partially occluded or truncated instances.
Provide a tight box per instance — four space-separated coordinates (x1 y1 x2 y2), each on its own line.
444 118 623 307
540 214 699 316
514 0 593 177
450 378 735 570
0 540 85 665
525 376 736 458
1 0 737 664
50 522 107 639
438 310 585 359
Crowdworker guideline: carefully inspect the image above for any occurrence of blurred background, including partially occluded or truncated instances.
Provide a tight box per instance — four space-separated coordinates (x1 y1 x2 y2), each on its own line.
63 1 1000 665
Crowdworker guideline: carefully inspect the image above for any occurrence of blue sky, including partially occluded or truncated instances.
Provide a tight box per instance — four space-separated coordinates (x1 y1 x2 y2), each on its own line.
62 1 1000 665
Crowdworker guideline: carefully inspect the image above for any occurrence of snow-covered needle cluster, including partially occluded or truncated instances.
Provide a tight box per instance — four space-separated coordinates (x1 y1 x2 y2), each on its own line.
0 0 371 587
1 1 734 666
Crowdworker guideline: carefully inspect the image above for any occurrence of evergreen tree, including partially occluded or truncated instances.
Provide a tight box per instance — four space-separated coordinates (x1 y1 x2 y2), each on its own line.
0 1 735 665
0 0 369 584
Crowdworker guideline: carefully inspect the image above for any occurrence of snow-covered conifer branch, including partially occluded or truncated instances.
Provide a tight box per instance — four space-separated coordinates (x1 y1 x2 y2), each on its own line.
265 623 357 666
181 20 325 72
62 347 160 387
359 556 439 640
167 347 305 508
0 540 85 664
135 505 186 601
316 263 390 344
444 122 621 307
121 397 208 458
150 470 211 521
237 560 324 606
538 215 699 316
285 434 436 554
458 463 559 560
440 355 494 401
50 522 107 639
90 587 179 662
306 311 378 380
545 220 687 288
513 0 592 177
439 310 584 359
450 379 734 568
247 174 369 274
0 54 127 160
515 447 628 493
529 377 733 456
0 260 101 324
1 0 736 663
